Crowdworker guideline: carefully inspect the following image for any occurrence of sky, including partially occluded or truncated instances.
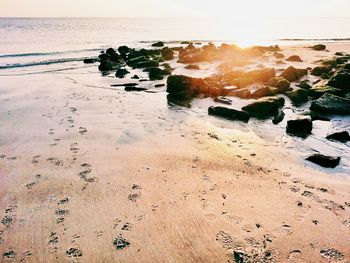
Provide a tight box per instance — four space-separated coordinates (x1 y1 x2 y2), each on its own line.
1 0 350 18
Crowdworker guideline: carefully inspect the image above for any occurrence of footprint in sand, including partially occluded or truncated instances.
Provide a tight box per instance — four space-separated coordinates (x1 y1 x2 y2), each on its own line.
66 247 82 258
287 249 303 262
2 250 16 259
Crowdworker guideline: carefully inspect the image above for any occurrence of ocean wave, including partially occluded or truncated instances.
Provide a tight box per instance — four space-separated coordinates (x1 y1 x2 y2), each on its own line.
0 48 102 58
0 57 97 69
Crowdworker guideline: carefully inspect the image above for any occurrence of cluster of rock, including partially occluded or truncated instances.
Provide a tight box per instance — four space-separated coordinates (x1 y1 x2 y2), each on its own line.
87 42 349 169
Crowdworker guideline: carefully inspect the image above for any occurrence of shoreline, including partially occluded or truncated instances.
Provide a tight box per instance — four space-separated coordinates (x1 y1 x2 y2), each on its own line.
0 41 349 262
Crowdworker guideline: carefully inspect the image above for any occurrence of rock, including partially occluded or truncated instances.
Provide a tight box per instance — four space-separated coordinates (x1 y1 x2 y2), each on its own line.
233 250 250 263
310 93 350 114
280 66 307 82
125 86 148 92
308 86 343 99
132 60 159 68
242 96 285 117
98 53 111 61
214 96 232 105
152 41 164 47
228 88 251 99
167 75 208 98
161 47 174 60
251 86 275 98
286 55 303 62
185 64 200 70
98 60 122 71
268 76 291 92
306 154 341 168
228 68 276 88
115 68 129 78
106 47 117 55
327 71 350 93
312 44 326 51
273 52 285 59
83 58 97 64
286 116 312 135
113 235 130 250
298 80 312 90
118 46 130 54
311 66 331 76
131 75 139 79
181 41 191 44
144 67 170 80
272 109 285 124
286 88 308 103
326 131 350 142
111 83 138 87
208 106 250 122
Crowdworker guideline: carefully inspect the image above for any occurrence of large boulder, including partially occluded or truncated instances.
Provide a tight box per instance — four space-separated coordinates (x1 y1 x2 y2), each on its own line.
208 106 250 122
166 75 208 98
241 96 285 116
312 44 326 51
326 131 350 142
310 93 350 115
327 71 350 93
286 88 309 103
280 66 308 82
286 116 313 135
306 154 341 168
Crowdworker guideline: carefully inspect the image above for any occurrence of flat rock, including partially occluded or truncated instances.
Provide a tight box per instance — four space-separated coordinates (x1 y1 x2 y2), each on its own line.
241 96 285 117
326 131 350 142
310 93 350 115
306 154 341 168
208 106 250 122
286 116 312 135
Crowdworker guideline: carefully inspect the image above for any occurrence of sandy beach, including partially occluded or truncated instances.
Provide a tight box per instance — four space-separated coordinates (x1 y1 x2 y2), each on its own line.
0 41 350 263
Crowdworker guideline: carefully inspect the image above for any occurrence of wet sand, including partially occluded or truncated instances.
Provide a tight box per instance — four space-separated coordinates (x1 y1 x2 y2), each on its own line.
0 43 350 262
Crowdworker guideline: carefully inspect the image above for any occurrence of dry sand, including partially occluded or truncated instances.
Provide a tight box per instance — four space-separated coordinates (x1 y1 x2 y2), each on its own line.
0 43 349 262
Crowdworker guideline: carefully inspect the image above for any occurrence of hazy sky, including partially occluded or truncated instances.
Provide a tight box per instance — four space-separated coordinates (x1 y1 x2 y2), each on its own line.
1 0 350 18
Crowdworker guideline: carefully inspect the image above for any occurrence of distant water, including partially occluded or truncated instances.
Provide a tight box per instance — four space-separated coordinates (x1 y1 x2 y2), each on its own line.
0 17 350 71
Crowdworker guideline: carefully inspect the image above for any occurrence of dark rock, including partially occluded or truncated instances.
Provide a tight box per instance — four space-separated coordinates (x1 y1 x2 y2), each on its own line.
286 88 308 103
155 84 165 88
326 131 350 142
306 154 341 168
308 86 343 99
181 41 191 44
286 116 312 135
111 83 138 87
161 47 174 60
286 55 303 62
131 75 139 79
118 46 130 54
298 80 312 90
113 235 130 250
208 106 250 122
185 64 200 70
268 77 290 92
167 75 208 98
83 58 98 64
132 60 159 69
106 47 117 55
144 67 170 80
233 250 250 263
327 71 350 92
312 44 326 51
152 41 165 47
280 66 307 82
125 86 148 92
115 68 129 78
272 109 285 124
127 56 147 66
242 96 285 117
311 66 331 76
98 60 122 71
98 53 111 61
310 93 350 115
214 96 232 105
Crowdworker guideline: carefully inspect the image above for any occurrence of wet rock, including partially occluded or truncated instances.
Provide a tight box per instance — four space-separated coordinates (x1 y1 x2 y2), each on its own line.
208 106 250 122
286 55 303 62
312 44 326 51
161 47 174 60
326 131 350 142
308 86 343 99
280 66 308 82
268 76 291 92
272 109 285 124
286 88 308 103
132 60 159 69
229 68 276 88
311 66 331 76
242 96 285 117
125 86 148 92
273 52 285 59
228 88 251 99
152 41 165 47
83 58 98 64
214 96 232 105
167 75 208 98
298 80 312 90
310 93 350 115
113 235 130 250
286 116 312 135
251 86 274 98
144 67 171 80
185 64 200 70
131 74 139 79
98 60 123 71
115 68 129 78
118 45 130 54
106 47 117 55
306 154 341 168
327 71 350 93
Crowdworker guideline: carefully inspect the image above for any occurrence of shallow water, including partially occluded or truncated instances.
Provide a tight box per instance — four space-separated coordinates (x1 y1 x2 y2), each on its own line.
0 17 349 175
